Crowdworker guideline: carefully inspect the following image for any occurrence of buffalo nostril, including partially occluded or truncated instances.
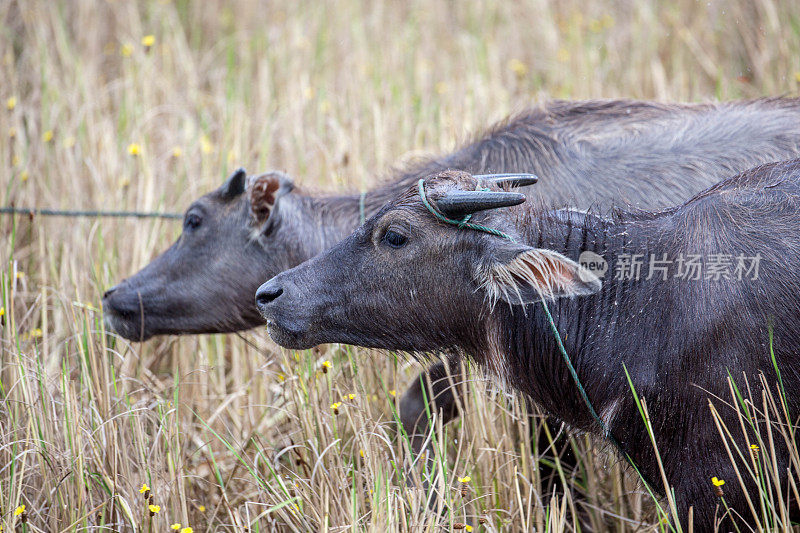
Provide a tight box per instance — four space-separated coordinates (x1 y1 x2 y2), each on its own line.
256 285 284 308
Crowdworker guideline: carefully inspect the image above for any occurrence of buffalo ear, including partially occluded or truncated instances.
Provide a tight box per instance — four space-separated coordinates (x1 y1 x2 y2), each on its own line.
220 167 247 199
480 243 601 306
247 171 295 226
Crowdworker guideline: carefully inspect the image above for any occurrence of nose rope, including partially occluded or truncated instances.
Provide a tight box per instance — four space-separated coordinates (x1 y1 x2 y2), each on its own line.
417 179 516 241
418 177 643 480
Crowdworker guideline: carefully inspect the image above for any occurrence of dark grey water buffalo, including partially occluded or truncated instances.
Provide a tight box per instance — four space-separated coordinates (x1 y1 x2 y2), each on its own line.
256 163 800 529
104 98 800 482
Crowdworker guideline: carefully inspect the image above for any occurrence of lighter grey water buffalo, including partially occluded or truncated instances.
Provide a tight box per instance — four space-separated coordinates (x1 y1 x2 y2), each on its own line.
256 162 800 529
103 98 800 478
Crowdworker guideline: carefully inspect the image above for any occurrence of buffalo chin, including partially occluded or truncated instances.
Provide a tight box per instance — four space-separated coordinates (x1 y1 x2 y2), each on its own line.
266 321 317 350
102 311 156 342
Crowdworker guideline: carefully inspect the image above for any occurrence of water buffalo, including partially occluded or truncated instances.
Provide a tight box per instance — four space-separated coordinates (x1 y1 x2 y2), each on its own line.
256 163 800 528
104 98 800 492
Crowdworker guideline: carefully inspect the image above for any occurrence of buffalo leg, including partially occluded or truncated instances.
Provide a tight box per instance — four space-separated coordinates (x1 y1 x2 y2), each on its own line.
399 360 462 460
398 360 578 493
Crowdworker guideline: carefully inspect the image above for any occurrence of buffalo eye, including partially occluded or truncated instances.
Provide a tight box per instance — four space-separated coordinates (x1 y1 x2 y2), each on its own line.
383 229 408 248
184 212 202 231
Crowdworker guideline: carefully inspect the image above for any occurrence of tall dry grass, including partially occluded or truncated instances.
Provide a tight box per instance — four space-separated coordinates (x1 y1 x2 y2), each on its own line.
2 1 800 530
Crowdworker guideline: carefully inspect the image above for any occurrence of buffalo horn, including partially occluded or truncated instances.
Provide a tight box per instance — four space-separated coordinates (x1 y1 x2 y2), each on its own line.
474 173 539 188
436 190 526 218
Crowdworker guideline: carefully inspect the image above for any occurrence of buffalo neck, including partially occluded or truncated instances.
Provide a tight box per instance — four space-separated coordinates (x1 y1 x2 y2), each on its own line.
295 160 513 256
486 211 666 482
297 181 418 257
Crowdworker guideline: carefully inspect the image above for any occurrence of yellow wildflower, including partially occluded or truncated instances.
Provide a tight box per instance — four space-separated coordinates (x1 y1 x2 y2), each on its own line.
12 155 19 167
139 483 150 496
359 449 365 458
27 328 43 339
128 143 141 156
120 43 134 57
198 505 206 512
711 476 725 487
171 524 181 531
465 526 473 532
20 170 28 182
200 135 213 154
458 476 471 483
347 393 356 401
388 389 396 397
148 504 160 514
171 146 183 158
508 58 528 77
42 130 54 143
330 401 342 414
9 127 16 138
6 96 16 110
15 271 24 279
14 505 25 516
181 527 193 533
141 35 156 47
0 307 5 317
322 360 332 370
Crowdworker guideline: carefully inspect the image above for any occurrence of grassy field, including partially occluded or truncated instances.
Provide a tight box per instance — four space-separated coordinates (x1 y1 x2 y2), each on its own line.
3 1 800 531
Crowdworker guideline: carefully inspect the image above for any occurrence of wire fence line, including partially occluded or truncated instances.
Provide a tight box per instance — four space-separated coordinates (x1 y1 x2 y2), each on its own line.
0 206 182 219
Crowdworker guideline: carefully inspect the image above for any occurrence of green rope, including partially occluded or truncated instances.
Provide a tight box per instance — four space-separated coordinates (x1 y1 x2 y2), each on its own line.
359 191 367 225
417 179 516 241
539 298 608 435
539 296 643 476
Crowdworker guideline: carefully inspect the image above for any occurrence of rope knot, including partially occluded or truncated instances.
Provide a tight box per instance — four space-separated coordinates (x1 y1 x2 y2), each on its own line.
417 179 515 242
